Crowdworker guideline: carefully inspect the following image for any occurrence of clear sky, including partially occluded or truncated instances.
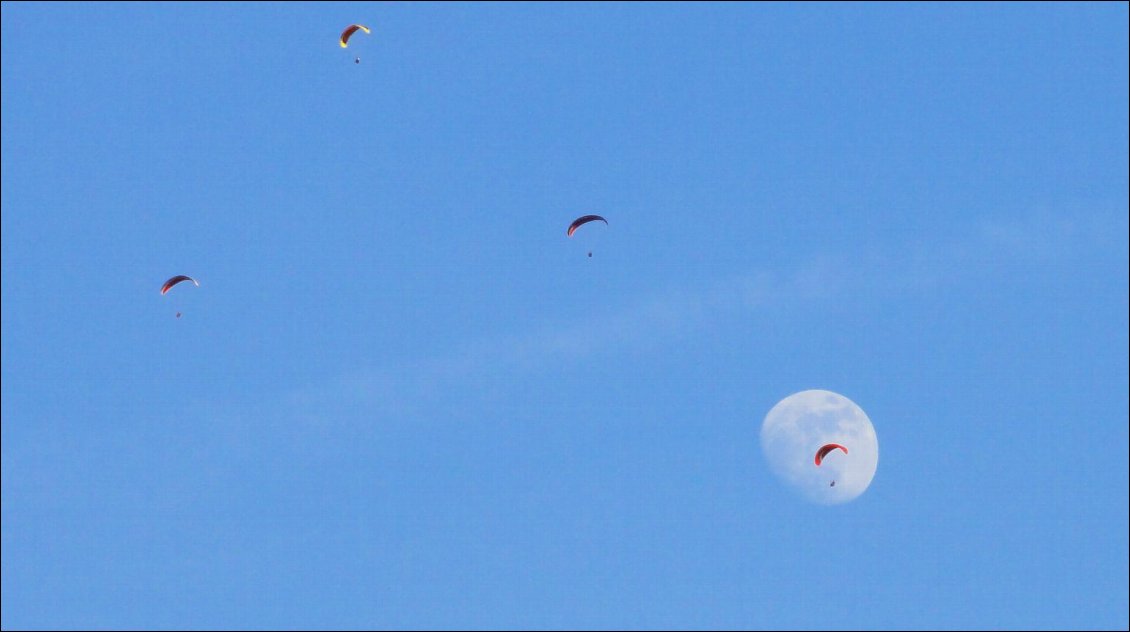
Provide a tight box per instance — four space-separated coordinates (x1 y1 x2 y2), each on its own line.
2 3 1127 630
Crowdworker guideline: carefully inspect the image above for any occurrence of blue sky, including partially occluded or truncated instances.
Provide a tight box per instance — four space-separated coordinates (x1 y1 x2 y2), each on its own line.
2 2 1127 630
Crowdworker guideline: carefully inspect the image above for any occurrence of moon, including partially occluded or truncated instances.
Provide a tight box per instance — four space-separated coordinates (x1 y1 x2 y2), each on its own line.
761 390 879 504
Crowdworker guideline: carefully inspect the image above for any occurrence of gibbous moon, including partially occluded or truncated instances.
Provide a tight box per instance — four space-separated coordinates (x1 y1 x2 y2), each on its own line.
761 390 878 504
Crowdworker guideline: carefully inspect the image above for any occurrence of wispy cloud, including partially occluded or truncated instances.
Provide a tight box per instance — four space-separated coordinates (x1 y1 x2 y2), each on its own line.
272 272 773 420
269 206 1124 426
975 207 1128 259
458 270 775 366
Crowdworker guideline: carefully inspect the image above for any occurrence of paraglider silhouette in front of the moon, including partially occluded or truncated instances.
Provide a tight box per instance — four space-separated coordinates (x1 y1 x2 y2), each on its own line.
815 443 848 489
761 390 878 504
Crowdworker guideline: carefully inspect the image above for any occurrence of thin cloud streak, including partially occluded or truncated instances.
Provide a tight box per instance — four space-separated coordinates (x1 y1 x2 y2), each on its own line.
278 207 1123 424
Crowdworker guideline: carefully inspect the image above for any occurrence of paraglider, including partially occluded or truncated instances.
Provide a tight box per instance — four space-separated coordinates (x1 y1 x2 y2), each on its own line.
567 215 607 258
160 275 199 295
814 443 847 466
815 443 848 489
161 275 199 319
340 24 371 63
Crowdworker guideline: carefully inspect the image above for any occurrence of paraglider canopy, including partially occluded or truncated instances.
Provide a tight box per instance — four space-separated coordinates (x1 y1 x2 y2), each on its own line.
814 443 848 466
340 24 371 48
160 275 199 295
566 214 608 237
